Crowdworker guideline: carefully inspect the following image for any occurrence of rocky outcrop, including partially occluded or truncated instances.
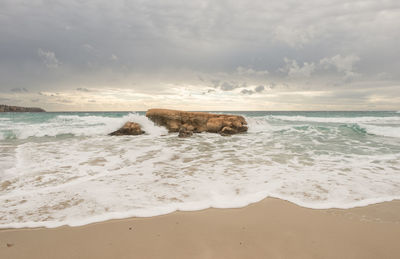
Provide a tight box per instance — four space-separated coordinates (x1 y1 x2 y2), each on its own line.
0 104 45 112
146 109 247 136
109 122 145 136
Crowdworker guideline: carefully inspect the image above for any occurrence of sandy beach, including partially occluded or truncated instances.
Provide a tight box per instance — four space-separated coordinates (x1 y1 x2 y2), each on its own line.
1 198 400 259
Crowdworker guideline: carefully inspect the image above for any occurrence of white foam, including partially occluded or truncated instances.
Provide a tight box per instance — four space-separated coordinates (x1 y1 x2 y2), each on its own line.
246 117 272 133
272 115 400 124
246 116 295 133
361 124 400 138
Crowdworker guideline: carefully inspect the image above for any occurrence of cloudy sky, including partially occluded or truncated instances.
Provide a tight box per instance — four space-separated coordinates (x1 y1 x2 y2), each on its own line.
0 0 399 111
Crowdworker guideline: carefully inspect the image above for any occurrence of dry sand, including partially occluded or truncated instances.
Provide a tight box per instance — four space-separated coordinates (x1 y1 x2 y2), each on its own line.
1 198 400 259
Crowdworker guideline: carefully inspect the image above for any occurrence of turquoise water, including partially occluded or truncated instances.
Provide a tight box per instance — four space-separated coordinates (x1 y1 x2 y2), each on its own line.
0 111 400 228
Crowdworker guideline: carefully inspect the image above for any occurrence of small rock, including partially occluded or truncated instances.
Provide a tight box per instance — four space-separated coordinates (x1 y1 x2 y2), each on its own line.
220 126 237 136
109 122 145 136
178 128 193 138
6 243 14 247
1 180 12 190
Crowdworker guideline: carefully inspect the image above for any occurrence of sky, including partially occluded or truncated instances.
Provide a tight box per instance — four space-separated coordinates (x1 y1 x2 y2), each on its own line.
0 0 399 111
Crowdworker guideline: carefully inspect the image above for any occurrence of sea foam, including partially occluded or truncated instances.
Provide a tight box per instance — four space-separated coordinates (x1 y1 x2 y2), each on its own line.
1 111 400 228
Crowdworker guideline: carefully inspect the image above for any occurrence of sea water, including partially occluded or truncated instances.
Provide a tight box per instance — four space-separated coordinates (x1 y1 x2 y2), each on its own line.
0 111 400 228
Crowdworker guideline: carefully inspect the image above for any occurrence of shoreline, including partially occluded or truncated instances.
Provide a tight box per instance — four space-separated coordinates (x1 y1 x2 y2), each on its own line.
1 198 400 259
0 195 399 230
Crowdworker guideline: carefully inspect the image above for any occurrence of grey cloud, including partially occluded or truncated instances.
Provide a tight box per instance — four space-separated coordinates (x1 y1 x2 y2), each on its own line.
220 82 237 91
76 88 91 92
255 85 265 93
241 85 265 95
10 87 28 93
210 79 220 88
213 80 247 91
241 89 254 95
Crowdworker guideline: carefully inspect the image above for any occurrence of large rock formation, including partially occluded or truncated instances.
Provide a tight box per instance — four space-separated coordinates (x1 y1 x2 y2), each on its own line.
146 109 248 136
109 122 145 136
0 104 45 112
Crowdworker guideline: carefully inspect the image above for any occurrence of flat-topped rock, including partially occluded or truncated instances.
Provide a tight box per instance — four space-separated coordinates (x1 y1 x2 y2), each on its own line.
146 109 247 136
0 104 45 112
109 122 145 136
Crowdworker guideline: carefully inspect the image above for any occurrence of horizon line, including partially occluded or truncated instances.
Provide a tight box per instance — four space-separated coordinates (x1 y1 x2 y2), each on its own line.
37 109 399 113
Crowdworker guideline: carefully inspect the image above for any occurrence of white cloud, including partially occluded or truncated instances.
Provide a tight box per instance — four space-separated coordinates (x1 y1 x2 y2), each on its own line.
282 58 316 78
236 66 269 76
274 25 316 48
111 54 118 61
320 54 360 77
37 48 60 68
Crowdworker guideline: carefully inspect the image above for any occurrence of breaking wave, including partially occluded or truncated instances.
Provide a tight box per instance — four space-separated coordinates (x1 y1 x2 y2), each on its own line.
271 115 400 124
360 124 400 138
0 113 167 140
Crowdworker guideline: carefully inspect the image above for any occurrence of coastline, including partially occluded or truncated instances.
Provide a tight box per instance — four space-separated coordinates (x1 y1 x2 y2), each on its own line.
1 198 400 259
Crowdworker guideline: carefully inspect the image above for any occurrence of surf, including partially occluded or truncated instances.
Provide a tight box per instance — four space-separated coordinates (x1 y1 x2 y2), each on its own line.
1 111 400 228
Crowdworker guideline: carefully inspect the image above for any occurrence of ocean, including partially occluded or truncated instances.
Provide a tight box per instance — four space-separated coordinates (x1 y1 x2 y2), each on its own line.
1 111 400 228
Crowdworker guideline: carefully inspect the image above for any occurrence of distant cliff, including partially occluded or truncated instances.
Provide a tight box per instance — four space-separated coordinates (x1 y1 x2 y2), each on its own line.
0 104 45 112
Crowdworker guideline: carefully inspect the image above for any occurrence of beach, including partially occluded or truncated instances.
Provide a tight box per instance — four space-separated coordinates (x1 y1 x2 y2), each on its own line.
1 198 400 259
2 0 400 257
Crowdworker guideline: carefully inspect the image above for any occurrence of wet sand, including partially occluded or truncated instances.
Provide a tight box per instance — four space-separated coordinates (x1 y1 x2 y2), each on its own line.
1 198 400 259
